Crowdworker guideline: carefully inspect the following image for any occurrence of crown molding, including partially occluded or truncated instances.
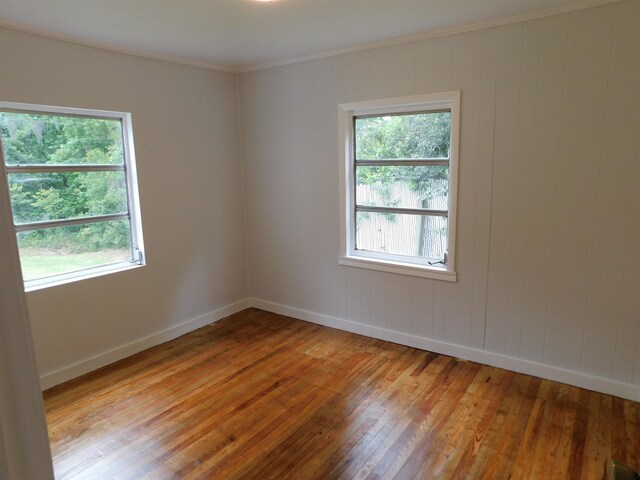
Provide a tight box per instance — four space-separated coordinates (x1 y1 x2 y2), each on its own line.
0 0 623 75
239 0 622 73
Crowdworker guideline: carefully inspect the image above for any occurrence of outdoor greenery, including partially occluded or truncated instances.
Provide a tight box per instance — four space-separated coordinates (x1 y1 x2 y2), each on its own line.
355 111 450 197
1 112 131 254
354 112 451 258
18 247 130 282
1 109 450 277
356 111 450 159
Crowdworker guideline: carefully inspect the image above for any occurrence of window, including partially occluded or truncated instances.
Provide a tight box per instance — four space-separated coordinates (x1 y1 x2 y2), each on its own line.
0 102 145 290
339 92 460 282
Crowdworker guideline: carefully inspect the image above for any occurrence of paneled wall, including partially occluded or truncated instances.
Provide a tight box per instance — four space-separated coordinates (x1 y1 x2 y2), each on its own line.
241 0 640 393
0 27 248 384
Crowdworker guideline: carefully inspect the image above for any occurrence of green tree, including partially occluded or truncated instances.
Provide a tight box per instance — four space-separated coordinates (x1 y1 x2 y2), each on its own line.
355 112 451 258
1 111 129 252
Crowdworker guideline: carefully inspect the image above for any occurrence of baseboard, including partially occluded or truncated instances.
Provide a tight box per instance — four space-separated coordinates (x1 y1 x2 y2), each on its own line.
39 299 251 390
250 298 640 402
40 297 639 401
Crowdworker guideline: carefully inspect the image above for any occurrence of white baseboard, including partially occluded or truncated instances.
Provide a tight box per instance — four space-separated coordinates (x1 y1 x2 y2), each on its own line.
39 299 251 390
40 297 639 402
250 298 640 402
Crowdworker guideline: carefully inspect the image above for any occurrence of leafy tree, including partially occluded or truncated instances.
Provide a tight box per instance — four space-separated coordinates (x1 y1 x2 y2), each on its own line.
8 183 31 223
355 112 450 196
355 112 451 258
0 112 130 253
356 112 450 160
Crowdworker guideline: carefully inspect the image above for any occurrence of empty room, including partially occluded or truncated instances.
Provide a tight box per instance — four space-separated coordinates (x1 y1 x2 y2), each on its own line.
0 0 639 478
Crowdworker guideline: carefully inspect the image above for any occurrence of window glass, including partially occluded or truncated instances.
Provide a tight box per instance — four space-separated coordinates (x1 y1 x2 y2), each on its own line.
355 112 450 160
354 112 451 264
355 165 448 210
17 220 133 282
0 104 144 288
340 92 459 280
8 171 128 224
355 211 448 260
0 112 124 165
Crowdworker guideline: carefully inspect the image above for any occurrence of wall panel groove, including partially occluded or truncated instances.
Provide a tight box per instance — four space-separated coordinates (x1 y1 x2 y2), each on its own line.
240 1 640 394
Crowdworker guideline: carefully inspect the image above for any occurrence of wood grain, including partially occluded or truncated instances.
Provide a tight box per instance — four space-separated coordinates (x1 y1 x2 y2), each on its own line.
44 308 640 479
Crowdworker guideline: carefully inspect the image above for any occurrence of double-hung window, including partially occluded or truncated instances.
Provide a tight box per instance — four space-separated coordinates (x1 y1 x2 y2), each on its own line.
339 92 460 282
0 102 145 290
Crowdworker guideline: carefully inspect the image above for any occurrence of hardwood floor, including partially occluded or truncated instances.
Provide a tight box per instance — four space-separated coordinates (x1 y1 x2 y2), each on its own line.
44 308 639 479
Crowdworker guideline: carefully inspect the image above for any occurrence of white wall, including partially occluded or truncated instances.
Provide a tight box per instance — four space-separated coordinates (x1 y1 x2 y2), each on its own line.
240 0 640 397
0 27 248 386
1 1 639 401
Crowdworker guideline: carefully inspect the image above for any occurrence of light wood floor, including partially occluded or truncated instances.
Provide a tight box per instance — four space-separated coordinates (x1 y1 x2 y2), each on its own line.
44 308 639 479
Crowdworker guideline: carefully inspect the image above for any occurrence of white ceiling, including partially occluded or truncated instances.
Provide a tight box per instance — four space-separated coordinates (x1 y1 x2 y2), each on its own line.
0 0 616 72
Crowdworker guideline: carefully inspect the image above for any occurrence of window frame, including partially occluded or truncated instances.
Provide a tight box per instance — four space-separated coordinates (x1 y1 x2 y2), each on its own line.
338 91 460 282
0 101 146 291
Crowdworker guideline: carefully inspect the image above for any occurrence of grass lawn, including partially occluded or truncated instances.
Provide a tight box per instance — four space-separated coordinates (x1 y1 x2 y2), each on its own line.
19 248 130 282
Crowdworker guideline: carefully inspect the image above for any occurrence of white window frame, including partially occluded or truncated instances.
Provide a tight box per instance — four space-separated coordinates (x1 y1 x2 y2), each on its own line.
0 101 146 291
338 91 460 282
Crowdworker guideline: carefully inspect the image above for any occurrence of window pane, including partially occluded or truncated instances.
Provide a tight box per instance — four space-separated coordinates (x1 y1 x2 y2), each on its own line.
0 112 124 166
356 165 448 210
17 220 133 282
355 211 447 261
355 112 450 160
8 171 128 224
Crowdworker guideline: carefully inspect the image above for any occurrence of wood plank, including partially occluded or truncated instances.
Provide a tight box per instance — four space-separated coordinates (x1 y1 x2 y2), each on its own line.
469 26 498 351
543 6 615 372
608 0 640 385
504 20 540 359
519 13 568 364
484 23 523 355
445 30 482 348
44 308 640 479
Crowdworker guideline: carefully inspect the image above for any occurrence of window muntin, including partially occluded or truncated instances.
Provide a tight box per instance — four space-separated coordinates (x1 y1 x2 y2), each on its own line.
354 110 450 264
0 103 145 289
339 92 459 281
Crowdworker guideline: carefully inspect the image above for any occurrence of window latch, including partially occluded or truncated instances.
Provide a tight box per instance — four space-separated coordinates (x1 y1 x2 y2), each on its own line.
428 252 448 266
132 248 144 264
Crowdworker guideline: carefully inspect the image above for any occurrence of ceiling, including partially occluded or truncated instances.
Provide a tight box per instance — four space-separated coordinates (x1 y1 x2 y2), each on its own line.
0 0 615 72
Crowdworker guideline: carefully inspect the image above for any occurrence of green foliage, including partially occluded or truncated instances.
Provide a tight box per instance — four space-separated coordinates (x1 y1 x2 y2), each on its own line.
355 111 451 259
355 112 450 160
355 112 451 202
1 112 131 253
8 183 31 221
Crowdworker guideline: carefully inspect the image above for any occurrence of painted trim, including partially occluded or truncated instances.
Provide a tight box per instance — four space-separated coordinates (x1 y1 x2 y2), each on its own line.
0 0 622 74
339 257 457 282
0 101 147 292
338 91 460 282
39 299 251 390
249 298 640 402
39 296 640 400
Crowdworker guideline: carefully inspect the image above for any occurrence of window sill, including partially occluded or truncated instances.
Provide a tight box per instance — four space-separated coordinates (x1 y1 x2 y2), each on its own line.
24 261 145 293
339 255 457 282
